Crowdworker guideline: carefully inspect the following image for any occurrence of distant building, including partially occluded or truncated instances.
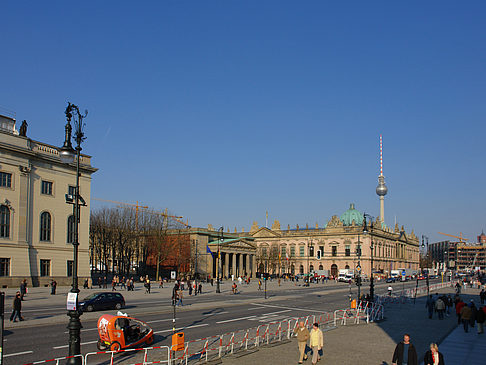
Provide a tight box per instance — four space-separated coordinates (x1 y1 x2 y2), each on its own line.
478 231 486 245
0 112 97 287
428 232 486 272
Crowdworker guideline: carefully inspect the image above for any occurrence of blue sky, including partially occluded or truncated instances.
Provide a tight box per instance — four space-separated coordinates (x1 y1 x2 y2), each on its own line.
1 1 485 243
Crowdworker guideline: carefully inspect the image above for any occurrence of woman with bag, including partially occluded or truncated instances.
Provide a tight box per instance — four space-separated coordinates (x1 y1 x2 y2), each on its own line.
309 323 323 365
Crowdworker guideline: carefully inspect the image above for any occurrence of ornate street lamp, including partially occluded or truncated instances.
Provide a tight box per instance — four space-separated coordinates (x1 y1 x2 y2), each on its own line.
362 213 374 300
421 235 429 295
59 102 87 365
216 227 223 293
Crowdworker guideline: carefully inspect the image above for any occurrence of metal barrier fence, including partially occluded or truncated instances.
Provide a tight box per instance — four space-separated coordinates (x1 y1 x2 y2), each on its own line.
25 303 383 365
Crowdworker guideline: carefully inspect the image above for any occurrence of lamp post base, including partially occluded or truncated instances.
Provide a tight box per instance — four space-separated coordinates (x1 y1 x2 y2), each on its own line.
67 310 83 365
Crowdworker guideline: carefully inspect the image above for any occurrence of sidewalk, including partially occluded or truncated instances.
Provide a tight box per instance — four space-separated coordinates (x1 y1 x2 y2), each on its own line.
219 287 483 365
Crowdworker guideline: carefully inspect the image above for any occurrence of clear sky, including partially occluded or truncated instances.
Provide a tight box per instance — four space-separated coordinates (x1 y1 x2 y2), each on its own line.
1 1 485 243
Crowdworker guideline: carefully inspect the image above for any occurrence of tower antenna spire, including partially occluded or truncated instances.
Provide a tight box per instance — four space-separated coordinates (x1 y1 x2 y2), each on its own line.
380 134 383 176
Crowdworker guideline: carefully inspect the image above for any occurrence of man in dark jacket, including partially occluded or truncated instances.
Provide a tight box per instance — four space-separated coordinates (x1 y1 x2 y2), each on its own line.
425 295 435 319
392 334 418 365
10 291 23 322
476 306 485 334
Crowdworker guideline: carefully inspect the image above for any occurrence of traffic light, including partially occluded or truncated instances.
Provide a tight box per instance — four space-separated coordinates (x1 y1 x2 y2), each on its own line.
316 250 321 259
355 276 362 286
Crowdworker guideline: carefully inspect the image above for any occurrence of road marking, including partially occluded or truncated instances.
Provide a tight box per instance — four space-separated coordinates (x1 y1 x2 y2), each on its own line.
64 327 99 334
250 303 327 313
147 318 175 324
53 340 98 349
154 323 209 334
4 350 34 357
203 311 229 316
247 307 262 311
216 315 256 324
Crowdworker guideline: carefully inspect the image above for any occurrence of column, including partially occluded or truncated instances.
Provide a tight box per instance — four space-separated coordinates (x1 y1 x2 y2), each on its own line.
224 252 230 278
238 254 243 277
232 253 236 278
252 254 256 278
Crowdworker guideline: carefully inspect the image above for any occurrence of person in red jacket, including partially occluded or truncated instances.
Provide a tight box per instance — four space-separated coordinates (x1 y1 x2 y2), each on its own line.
456 299 466 325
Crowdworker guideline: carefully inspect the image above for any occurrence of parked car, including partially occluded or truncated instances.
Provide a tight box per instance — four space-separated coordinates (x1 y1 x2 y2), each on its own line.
386 277 396 283
79 292 125 312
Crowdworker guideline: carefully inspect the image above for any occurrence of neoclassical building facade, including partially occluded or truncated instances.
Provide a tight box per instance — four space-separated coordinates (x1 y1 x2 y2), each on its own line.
239 204 420 278
0 113 96 286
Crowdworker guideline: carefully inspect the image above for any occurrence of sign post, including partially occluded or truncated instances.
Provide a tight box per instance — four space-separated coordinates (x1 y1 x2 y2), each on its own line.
0 292 4 365
67 293 78 311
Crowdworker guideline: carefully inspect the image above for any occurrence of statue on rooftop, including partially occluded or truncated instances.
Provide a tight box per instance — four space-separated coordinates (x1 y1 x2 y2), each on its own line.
19 120 28 137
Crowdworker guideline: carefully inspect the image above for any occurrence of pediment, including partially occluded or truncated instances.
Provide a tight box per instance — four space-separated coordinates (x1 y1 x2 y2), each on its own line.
208 238 257 251
250 227 281 238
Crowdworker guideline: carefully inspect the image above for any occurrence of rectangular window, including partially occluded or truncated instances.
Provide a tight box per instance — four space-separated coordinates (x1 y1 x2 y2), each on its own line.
68 185 76 196
262 247 267 257
290 246 295 257
280 246 286 257
0 172 12 188
40 259 50 277
0 258 10 276
300 246 305 257
345 245 351 256
319 246 324 255
41 180 53 195
332 246 337 257
67 260 74 277
309 246 314 257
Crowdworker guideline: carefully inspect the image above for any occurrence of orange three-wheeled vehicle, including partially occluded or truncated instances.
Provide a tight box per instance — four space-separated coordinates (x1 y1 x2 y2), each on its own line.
97 314 154 351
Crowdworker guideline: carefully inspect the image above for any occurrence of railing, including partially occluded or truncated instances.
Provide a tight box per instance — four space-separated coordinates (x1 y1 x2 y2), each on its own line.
23 355 84 365
27 303 383 365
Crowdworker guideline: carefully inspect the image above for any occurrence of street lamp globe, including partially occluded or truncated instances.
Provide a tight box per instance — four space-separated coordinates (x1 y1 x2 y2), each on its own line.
59 120 75 164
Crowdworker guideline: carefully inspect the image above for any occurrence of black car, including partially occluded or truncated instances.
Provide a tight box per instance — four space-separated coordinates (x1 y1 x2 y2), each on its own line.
79 292 125 312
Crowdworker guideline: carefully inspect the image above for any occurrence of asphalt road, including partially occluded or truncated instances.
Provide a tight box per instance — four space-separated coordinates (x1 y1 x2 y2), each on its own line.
2 279 436 364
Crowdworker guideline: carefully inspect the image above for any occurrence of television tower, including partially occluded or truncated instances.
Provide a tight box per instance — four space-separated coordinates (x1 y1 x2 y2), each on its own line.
376 135 388 224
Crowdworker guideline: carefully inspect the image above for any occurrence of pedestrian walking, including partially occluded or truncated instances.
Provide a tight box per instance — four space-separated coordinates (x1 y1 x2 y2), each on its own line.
309 323 323 365
177 289 183 306
10 292 23 322
83 279 89 289
469 300 477 328
392 333 418 365
423 343 445 365
50 280 57 295
20 279 27 301
435 297 445 320
98 277 102 288
188 282 193 296
145 278 151 294
198 283 202 294
446 294 453 316
455 298 465 325
476 306 485 334
293 321 310 364
460 303 472 332
480 289 485 305
258 279 262 290
426 295 435 319
112 279 117 291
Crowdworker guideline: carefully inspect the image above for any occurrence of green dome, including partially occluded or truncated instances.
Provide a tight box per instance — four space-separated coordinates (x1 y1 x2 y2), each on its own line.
340 203 364 226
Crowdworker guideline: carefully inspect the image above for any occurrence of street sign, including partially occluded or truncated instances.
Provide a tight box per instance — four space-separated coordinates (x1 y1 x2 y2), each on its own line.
171 271 176 280
66 292 77 311
356 265 361 272
401 270 406 276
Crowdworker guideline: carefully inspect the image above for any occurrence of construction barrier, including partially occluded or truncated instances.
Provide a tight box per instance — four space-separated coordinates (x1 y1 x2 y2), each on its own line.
27 303 383 365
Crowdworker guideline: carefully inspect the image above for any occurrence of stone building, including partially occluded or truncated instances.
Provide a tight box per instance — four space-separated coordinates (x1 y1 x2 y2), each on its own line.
0 113 96 287
239 203 420 278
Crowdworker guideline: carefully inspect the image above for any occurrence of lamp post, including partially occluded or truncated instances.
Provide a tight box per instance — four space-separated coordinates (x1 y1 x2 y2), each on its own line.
362 213 374 301
421 235 429 295
194 239 198 296
59 102 88 365
216 227 223 293
356 234 362 301
306 238 312 287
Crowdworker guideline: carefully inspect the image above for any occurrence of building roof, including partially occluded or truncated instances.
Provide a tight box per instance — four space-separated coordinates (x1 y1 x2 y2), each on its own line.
340 203 364 226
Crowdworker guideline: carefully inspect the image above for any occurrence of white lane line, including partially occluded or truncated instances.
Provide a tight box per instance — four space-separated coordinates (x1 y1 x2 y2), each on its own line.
147 318 175 324
250 303 327 313
247 307 262 311
203 311 229 316
64 327 99 334
261 310 292 315
154 323 208 334
53 340 98 349
4 350 34 358
216 315 256 324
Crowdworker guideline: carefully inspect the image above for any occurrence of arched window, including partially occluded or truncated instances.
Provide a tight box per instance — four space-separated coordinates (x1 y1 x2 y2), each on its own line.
330 264 338 277
40 212 51 241
345 264 350 269
309 265 314 272
67 215 75 243
0 205 10 238
299 265 304 274
319 264 323 270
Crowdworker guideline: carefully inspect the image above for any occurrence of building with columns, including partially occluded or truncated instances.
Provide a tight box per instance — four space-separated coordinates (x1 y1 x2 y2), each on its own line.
236 203 420 278
0 112 97 287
